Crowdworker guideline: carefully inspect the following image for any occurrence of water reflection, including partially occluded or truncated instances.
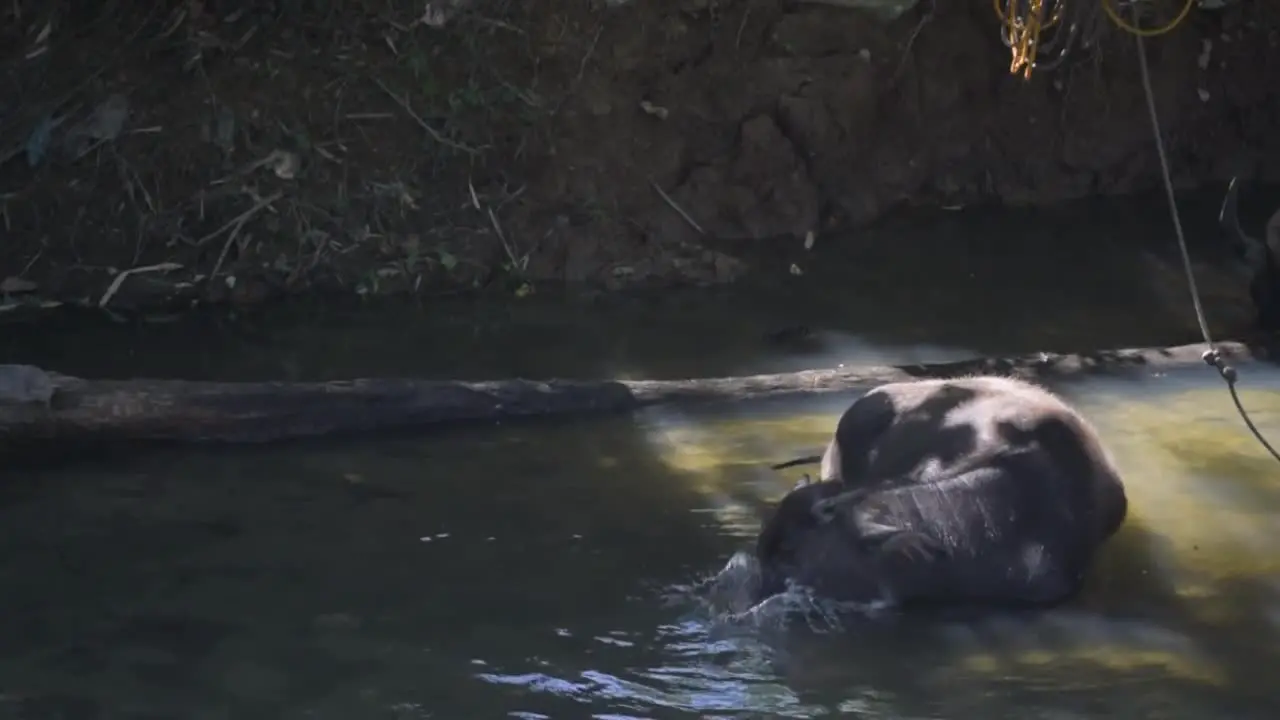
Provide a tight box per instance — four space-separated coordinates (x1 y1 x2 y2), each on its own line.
1 188 1264 384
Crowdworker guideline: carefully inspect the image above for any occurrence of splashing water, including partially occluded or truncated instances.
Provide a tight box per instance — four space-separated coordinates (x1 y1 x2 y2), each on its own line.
672 550 899 638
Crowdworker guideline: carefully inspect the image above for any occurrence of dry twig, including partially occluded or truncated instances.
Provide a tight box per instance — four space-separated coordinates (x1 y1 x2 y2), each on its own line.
649 178 706 236
207 191 284 280
193 191 283 247
469 179 526 271
372 77 480 156
890 0 936 86
98 262 184 308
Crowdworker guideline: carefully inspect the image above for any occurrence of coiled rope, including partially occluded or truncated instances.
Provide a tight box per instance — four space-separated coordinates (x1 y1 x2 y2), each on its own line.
1103 0 1195 38
996 0 1193 80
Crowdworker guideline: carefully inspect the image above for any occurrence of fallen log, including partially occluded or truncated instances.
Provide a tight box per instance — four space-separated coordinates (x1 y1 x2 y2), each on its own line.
0 340 1274 444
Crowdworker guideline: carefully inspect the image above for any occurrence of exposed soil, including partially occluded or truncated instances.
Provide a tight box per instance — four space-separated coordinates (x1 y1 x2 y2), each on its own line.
1 0 1278 315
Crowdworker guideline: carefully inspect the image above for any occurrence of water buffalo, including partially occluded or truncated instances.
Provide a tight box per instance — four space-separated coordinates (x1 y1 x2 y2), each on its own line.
714 375 1129 620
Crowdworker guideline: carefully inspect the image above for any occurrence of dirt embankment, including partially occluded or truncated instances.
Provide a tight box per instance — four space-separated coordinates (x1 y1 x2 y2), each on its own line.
0 0 1277 313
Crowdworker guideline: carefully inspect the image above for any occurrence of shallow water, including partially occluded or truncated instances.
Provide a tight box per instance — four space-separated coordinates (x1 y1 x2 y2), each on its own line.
4 364 1280 719
4 194 1280 718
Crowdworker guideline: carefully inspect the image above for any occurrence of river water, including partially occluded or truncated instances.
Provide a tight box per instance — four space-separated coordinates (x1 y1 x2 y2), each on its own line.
3 193 1280 718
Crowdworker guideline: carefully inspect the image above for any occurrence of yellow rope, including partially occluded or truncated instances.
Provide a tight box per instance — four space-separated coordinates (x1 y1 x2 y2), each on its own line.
1102 0 1196 38
992 0 1062 29
995 0 1196 79
996 0 1063 78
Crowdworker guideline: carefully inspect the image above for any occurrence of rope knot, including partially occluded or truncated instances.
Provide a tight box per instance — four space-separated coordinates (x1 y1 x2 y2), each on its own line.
1202 348 1238 384
1220 364 1239 384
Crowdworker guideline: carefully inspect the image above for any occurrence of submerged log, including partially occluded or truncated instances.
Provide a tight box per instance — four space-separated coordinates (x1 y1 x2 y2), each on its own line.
0 340 1272 444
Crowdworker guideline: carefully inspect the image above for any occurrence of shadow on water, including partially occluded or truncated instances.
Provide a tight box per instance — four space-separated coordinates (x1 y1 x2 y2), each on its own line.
1 186 1268 384
3 192 1280 717
0 414 736 719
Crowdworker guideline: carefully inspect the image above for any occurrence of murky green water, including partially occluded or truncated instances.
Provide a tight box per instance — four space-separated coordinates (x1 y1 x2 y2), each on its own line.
3 195 1280 718
4 362 1280 719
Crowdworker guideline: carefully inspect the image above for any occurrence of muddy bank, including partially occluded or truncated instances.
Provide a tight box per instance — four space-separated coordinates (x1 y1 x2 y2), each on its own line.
0 0 1277 313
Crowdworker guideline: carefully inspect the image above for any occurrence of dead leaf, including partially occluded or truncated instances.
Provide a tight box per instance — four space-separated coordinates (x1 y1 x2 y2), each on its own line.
88 94 130 141
640 100 670 120
267 149 300 179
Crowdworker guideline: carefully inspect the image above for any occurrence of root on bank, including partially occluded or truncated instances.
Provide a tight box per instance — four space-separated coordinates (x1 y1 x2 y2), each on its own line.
0 340 1270 445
